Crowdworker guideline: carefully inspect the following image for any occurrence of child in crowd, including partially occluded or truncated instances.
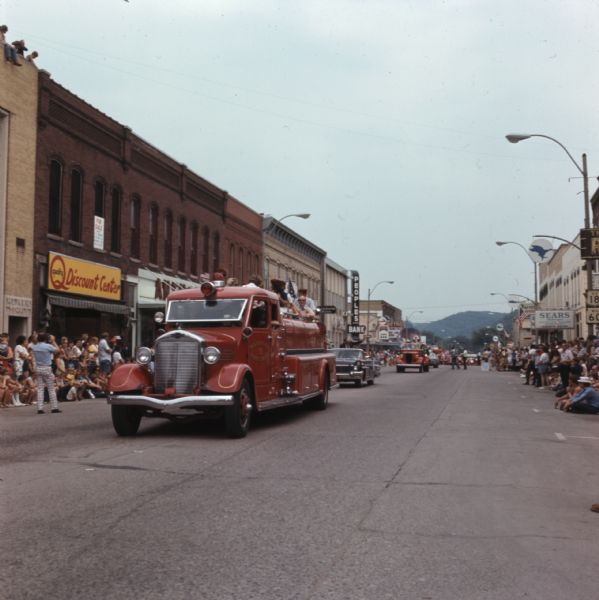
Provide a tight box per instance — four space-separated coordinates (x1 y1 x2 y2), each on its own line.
18 372 36 405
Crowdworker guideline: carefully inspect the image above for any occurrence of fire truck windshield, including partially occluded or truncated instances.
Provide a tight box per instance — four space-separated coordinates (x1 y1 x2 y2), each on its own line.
166 299 247 323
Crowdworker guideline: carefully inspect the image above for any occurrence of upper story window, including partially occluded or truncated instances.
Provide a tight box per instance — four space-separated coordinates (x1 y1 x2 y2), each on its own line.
202 227 210 273
69 168 83 242
229 243 235 277
94 180 105 217
190 223 199 276
178 217 186 272
48 159 62 235
130 195 141 259
110 188 121 253
164 210 173 269
149 204 159 264
212 232 220 272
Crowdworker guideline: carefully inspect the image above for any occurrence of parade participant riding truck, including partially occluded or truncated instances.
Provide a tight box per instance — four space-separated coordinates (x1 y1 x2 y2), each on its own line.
107 281 336 438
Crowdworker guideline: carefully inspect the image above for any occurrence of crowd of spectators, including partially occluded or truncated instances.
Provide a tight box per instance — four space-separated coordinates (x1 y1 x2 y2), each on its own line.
0 331 126 412
484 338 599 415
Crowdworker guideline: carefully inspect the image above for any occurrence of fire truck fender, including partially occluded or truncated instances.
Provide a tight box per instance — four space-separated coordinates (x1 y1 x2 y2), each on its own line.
109 363 153 393
319 357 334 389
213 363 254 395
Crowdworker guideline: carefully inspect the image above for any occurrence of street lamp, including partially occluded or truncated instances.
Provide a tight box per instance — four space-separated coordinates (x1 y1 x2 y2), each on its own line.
366 280 394 354
262 213 311 231
506 133 591 291
495 240 538 304
403 309 424 341
533 234 581 251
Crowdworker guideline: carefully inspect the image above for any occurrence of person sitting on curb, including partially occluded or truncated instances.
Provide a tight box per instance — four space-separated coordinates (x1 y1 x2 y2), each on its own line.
560 376 599 414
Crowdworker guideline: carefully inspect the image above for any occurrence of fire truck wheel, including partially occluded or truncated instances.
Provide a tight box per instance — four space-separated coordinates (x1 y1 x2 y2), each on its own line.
225 379 253 438
311 372 329 411
111 405 142 436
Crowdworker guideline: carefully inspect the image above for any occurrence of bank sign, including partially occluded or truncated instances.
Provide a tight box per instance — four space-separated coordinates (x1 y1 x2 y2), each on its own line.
48 252 121 301
534 310 575 330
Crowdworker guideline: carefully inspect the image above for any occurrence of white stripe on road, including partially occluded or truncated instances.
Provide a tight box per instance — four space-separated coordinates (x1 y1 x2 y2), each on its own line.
533 408 541 413
568 435 599 440
555 433 566 441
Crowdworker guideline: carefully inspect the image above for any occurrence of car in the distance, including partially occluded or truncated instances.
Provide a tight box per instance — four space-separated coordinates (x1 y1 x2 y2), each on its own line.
332 348 376 386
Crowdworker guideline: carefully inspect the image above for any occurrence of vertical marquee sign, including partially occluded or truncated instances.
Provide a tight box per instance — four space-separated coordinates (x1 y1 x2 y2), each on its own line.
350 270 360 339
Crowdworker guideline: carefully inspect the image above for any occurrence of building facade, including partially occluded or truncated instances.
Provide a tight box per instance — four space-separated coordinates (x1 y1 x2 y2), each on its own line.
0 58 38 340
262 216 325 305
34 72 262 349
537 235 586 341
323 258 349 348
359 300 402 345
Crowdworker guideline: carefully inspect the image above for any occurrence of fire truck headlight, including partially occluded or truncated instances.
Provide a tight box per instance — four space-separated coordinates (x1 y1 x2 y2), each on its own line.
203 346 221 365
135 347 153 366
154 311 165 324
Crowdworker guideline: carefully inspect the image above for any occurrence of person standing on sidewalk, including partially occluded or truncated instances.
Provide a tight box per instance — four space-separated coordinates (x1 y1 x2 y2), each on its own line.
31 333 61 414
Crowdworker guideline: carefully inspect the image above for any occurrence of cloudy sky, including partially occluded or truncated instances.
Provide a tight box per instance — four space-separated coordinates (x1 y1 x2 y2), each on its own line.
4 0 599 321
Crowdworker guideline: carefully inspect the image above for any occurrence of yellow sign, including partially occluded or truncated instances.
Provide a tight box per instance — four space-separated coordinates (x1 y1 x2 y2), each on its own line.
48 252 121 301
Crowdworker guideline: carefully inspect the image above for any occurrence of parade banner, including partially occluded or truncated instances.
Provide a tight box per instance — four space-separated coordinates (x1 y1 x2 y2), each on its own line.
48 252 121 301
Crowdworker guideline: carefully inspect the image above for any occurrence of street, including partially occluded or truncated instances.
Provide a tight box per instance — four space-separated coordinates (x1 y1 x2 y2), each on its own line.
2 366 599 600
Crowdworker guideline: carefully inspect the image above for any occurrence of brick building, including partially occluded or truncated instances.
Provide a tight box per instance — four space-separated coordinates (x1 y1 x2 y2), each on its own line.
34 72 262 349
0 58 38 340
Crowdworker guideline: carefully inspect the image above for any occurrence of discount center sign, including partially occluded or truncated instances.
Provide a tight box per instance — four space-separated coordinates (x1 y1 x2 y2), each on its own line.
48 252 121 301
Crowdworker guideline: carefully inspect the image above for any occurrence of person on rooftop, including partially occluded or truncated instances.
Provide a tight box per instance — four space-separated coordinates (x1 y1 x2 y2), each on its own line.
1 26 20 66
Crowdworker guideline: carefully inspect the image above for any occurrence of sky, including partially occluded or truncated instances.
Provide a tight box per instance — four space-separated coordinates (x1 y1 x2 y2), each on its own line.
4 0 599 322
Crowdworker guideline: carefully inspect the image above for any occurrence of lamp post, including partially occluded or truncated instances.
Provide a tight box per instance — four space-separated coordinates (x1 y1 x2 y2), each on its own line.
533 234 581 251
262 213 311 232
506 133 591 293
495 240 538 304
366 280 394 354
404 309 424 340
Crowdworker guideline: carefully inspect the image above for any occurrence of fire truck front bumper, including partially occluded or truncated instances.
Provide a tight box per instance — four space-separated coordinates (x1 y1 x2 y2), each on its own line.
108 393 235 409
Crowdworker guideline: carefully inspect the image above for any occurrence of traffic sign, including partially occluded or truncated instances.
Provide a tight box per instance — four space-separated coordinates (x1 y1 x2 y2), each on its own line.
586 290 599 308
347 324 366 335
586 308 599 324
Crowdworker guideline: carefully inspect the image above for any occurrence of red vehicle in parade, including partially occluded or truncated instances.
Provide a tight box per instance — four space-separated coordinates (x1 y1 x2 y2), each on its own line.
394 342 430 373
107 282 336 438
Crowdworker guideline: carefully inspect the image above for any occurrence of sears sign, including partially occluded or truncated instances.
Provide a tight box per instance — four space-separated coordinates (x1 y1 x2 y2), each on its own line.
534 310 575 330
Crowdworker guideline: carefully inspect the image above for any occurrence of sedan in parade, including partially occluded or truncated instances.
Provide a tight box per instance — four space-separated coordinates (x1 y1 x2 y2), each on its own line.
332 348 376 386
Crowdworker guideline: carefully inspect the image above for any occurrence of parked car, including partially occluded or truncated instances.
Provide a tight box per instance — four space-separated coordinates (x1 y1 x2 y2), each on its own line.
332 348 376 386
395 343 430 373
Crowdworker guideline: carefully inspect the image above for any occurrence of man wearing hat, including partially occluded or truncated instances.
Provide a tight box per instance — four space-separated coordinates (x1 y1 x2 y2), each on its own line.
564 376 599 414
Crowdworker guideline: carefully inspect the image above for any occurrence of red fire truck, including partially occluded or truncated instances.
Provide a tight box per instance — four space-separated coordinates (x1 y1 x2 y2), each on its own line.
107 282 336 438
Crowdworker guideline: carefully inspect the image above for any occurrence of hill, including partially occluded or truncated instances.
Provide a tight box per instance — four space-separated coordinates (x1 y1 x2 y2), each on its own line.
415 310 515 343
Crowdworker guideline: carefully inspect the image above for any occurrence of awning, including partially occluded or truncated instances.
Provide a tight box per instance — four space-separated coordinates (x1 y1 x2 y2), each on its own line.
47 292 130 315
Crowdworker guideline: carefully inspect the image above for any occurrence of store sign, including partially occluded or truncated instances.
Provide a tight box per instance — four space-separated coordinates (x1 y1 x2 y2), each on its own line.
350 271 360 326
347 324 366 335
93 216 105 251
48 252 121 301
534 310 575 330
4 295 32 316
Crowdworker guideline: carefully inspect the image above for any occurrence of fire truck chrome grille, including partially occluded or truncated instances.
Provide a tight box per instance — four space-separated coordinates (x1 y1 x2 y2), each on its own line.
154 334 201 394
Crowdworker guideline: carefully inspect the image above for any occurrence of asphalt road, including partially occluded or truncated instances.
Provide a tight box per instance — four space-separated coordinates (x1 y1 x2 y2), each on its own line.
2 366 599 600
